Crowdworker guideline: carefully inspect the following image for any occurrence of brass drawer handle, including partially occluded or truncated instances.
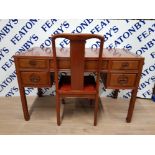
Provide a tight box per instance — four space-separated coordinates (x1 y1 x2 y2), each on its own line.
30 74 40 83
117 75 128 85
121 62 129 68
29 60 37 66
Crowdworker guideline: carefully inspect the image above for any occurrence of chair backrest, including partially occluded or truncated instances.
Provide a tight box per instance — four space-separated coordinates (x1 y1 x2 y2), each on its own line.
52 33 104 91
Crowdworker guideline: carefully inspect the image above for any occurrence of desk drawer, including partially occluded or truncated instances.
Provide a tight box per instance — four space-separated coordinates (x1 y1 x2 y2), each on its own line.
18 59 48 69
85 60 108 70
111 61 139 70
21 72 50 86
108 73 136 87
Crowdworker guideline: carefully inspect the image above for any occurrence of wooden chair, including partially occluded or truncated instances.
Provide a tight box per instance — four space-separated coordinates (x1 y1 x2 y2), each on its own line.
51 33 104 126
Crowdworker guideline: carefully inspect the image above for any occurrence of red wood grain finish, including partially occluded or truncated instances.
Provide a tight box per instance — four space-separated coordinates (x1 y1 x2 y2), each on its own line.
13 36 144 125
59 76 96 92
52 33 104 126
108 73 136 87
15 47 142 59
14 47 142 58
18 58 48 69
111 61 139 70
21 72 50 86
70 40 85 90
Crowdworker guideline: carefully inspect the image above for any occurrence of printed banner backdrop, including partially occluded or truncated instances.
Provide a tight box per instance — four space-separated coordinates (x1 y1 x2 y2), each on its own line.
0 19 155 98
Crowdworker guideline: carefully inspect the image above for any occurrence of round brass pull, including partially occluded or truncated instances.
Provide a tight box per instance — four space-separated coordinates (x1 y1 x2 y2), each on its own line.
117 75 128 85
121 62 129 68
30 74 40 83
29 60 37 66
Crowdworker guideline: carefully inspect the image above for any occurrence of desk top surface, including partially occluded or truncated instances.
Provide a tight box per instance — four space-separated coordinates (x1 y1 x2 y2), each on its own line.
14 47 143 59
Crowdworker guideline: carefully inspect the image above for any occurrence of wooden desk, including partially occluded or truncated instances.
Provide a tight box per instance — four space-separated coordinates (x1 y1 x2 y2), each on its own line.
13 47 144 123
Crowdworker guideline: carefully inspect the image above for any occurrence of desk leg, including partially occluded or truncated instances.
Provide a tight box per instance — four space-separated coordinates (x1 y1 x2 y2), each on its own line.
94 96 99 126
126 88 137 123
126 60 144 123
19 87 30 121
37 88 43 97
113 89 119 99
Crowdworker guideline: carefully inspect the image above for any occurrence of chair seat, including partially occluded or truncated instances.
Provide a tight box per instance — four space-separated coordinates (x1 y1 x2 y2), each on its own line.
58 75 96 91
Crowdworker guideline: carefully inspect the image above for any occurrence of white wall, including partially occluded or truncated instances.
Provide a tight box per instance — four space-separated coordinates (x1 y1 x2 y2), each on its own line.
0 19 155 98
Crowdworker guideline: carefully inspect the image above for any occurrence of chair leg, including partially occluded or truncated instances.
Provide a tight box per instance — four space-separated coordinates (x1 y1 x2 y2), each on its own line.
56 94 61 126
94 96 99 126
113 89 119 99
37 88 43 97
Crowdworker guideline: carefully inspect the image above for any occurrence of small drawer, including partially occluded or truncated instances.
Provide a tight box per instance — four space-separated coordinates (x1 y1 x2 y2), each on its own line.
108 73 136 87
21 72 50 86
50 59 71 70
18 58 48 69
58 59 70 69
85 60 108 70
101 61 108 69
111 61 139 70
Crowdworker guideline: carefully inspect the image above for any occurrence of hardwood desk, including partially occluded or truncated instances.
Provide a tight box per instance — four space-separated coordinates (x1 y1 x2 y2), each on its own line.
13 47 144 123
